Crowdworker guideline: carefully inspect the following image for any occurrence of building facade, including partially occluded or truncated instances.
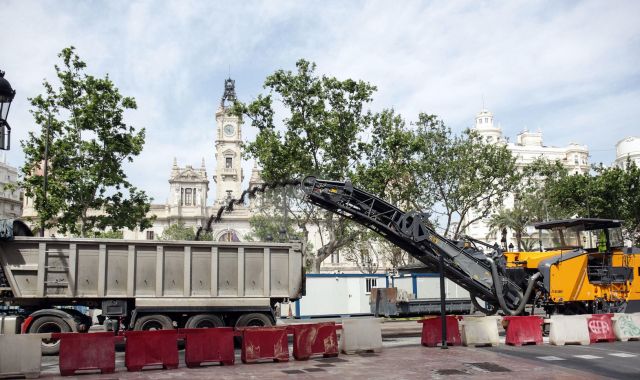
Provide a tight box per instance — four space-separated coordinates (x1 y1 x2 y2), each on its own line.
123 78 252 242
464 109 590 246
0 153 22 219
614 136 640 168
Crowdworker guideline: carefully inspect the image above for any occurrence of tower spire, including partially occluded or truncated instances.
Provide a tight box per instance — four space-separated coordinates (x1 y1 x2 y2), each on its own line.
220 78 237 108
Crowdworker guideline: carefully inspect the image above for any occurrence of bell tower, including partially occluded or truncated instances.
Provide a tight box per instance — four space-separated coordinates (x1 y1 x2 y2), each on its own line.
213 78 243 205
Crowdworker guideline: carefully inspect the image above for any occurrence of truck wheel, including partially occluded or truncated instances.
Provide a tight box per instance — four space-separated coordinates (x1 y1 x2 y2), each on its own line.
185 314 224 329
235 313 273 328
133 314 174 330
29 316 71 355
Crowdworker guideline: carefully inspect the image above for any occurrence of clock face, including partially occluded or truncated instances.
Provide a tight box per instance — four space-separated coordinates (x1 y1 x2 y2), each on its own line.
224 124 235 136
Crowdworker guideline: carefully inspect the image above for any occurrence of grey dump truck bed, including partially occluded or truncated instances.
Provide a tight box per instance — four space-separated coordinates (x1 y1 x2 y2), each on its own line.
0 237 304 307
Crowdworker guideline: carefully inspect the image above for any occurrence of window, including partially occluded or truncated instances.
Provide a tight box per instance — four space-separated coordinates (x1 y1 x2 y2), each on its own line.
185 188 192 205
146 231 155 240
487 136 493 143
226 157 232 168
484 117 488 123
365 278 377 294
218 230 239 242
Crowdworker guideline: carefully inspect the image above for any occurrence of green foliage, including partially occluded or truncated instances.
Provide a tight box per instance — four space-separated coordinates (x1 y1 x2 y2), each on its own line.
354 109 419 207
543 159 640 245
21 46 153 237
91 230 124 239
237 59 377 272
411 115 521 238
488 203 532 251
160 221 212 241
245 214 297 243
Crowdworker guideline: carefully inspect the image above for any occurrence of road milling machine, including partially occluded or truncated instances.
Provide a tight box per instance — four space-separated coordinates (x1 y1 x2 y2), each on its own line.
300 176 640 315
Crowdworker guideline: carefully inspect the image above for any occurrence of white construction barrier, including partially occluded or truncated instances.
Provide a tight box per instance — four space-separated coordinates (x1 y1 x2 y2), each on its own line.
0 333 47 378
339 317 383 354
459 316 500 347
546 315 590 346
612 313 640 342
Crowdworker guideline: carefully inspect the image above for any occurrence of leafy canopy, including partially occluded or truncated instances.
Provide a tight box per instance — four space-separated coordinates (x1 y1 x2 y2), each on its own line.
21 46 153 236
237 59 376 272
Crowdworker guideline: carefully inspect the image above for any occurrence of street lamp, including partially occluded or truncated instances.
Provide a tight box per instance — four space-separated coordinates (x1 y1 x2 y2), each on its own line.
0 70 16 150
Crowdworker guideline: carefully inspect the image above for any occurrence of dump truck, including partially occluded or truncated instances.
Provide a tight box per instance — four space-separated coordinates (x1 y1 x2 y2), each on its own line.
299 177 640 316
0 223 304 353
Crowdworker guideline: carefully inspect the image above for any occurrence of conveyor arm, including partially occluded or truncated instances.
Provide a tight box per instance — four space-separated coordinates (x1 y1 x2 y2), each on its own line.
301 176 529 313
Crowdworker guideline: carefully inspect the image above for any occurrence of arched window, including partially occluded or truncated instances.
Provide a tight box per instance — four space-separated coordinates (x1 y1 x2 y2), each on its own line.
218 230 240 242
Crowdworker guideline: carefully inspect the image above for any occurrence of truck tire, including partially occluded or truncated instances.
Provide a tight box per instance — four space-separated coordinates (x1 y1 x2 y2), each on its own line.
133 314 174 330
235 313 273 328
185 314 224 328
29 316 71 355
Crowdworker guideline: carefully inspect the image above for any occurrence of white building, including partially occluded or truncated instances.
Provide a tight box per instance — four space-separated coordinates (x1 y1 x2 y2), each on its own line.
123 78 253 242
0 153 22 219
464 109 590 245
614 136 640 169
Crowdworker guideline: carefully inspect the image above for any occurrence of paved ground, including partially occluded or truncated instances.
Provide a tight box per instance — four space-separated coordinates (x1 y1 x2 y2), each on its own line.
33 320 640 379
37 334 634 379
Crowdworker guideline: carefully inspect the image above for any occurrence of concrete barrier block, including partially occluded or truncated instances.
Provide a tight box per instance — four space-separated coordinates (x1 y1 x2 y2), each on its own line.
587 314 615 343
545 315 590 346
339 318 382 354
459 316 500 347
0 334 45 379
612 313 640 342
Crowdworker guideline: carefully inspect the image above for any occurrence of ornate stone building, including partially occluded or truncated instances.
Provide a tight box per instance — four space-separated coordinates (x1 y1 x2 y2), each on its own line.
463 108 590 246
615 136 640 169
123 78 253 241
0 153 22 219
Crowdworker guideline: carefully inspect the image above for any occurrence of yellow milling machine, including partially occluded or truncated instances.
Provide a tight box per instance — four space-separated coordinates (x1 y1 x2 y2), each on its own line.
502 218 640 314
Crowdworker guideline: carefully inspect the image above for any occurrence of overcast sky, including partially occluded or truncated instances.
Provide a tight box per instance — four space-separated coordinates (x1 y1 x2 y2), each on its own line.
2 0 639 203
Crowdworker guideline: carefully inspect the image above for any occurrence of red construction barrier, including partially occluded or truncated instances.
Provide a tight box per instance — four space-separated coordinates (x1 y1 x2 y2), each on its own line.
180 328 235 367
588 313 615 343
124 330 179 371
290 322 339 360
418 316 462 347
503 316 543 346
240 326 289 363
54 332 116 376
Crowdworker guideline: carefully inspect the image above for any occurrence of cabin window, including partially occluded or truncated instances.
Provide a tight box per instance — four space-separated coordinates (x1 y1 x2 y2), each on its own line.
365 278 377 294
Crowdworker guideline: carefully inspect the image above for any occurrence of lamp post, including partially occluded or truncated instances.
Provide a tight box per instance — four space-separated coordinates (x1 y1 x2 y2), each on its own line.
0 70 16 150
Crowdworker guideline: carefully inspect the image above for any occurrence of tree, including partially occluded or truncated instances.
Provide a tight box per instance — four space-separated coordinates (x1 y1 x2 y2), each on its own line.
160 221 212 241
237 59 376 272
487 202 532 251
93 230 124 239
543 159 640 245
21 47 153 237
412 114 521 238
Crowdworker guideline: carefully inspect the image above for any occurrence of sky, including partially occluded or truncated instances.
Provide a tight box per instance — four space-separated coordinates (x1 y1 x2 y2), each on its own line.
2 0 639 203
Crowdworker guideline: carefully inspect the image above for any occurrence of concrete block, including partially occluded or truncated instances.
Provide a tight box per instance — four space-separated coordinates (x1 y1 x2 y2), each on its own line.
545 315 590 346
339 318 382 354
0 334 46 378
612 313 640 342
459 316 500 347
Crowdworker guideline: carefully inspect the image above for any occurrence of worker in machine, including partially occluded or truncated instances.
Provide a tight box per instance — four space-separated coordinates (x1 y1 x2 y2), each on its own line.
597 229 608 253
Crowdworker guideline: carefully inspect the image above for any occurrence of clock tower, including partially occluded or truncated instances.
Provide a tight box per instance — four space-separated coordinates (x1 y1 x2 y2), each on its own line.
213 78 243 205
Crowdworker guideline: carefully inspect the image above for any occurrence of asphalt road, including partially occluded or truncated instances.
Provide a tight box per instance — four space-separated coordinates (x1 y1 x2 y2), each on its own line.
484 340 640 380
